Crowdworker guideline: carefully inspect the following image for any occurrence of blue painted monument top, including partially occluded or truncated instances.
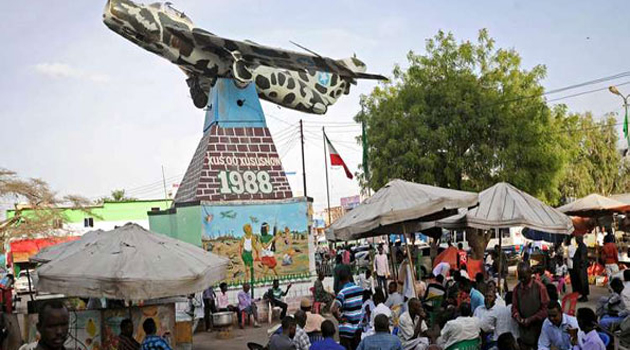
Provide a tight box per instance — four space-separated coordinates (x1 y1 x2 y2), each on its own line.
204 79 267 132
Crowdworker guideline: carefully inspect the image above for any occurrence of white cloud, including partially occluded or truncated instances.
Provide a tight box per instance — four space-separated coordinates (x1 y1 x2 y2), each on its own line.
34 62 111 83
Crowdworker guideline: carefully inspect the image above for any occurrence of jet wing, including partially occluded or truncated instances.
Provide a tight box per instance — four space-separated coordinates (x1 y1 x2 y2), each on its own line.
165 25 384 79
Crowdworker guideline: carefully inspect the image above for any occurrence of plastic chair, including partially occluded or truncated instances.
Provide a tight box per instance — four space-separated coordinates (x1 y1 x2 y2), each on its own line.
240 310 251 328
446 337 481 350
309 287 322 314
597 332 610 347
561 292 580 316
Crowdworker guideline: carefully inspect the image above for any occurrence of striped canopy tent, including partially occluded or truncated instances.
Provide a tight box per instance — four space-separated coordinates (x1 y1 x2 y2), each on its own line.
557 194 630 217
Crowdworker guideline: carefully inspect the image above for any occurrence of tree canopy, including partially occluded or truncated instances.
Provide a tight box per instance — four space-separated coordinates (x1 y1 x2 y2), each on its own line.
97 189 137 203
357 29 628 205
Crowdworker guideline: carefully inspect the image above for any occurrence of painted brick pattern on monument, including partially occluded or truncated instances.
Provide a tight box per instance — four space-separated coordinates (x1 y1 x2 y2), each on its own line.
175 124 292 203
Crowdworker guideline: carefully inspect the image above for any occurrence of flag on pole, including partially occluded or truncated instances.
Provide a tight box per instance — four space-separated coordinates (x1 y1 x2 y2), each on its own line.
624 108 629 148
324 133 353 179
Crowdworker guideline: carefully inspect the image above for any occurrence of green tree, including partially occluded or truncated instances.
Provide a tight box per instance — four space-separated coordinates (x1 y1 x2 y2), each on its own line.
98 189 136 203
558 112 630 200
357 29 570 259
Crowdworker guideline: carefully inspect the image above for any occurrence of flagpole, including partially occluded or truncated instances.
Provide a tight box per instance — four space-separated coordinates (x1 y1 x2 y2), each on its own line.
323 127 332 226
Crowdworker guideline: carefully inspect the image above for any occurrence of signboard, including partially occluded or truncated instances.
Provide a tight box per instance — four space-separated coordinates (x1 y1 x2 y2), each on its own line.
201 198 310 285
340 195 361 210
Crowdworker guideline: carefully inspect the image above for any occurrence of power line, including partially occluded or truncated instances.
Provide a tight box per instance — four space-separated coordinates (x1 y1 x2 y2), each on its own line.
548 81 630 103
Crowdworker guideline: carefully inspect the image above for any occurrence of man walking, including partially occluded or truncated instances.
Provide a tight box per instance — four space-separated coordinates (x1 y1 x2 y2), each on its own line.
202 285 216 332
374 245 390 296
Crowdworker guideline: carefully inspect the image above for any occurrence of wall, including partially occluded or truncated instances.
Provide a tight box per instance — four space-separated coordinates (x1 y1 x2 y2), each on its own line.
148 204 202 247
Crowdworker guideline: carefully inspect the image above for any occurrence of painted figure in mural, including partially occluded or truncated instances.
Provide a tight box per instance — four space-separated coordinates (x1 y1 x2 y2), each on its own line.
103 0 385 114
239 224 259 282
259 222 279 276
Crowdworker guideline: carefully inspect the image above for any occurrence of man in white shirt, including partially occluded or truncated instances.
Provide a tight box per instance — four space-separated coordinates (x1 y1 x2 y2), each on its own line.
477 290 519 342
398 298 429 350
374 245 390 296
357 269 376 294
438 303 481 350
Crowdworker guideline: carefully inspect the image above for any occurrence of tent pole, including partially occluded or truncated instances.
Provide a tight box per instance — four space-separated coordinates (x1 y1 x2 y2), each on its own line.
403 224 418 298
497 228 503 295
388 235 397 283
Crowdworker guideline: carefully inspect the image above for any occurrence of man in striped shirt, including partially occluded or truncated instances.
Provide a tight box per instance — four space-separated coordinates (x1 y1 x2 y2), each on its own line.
331 268 364 350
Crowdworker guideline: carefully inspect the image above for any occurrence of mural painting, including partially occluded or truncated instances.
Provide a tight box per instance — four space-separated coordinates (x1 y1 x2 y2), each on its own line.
202 199 311 285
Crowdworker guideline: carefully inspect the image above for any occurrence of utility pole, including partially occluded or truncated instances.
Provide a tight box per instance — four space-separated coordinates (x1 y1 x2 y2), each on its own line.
300 120 307 197
161 166 169 203
323 127 332 226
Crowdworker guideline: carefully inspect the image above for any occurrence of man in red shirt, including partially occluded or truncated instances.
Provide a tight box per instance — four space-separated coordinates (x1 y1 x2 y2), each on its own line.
601 234 619 279
512 262 550 350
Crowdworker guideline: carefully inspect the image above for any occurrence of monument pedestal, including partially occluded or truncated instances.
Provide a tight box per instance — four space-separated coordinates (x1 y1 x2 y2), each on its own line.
174 78 292 203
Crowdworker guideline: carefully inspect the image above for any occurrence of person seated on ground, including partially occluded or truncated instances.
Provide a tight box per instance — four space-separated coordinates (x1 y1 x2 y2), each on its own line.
424 275 446 301
266 279 291 320
398 298 429 350
537 301 579 350
309 320 345 350
361 290 375 333
313 271 334 313
216 282 238 315
478 291 519 344
358 269 376 293
385 281 405 316
141 318 172 350
572 308 605 350
475 273 488 295
461 279 484 313
460 265 470 280
364 288 392 337
237 283 261 328
357 314 403 350
598 277 629 331
437 302 481 350
293 310 311 350
269 316 297 350
485 280 505 306
118 318 140 350
300 298 326 334
622 270 630 308
497 333 520 350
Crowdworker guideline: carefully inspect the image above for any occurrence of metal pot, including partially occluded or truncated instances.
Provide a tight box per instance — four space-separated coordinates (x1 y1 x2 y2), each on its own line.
212 311 233 327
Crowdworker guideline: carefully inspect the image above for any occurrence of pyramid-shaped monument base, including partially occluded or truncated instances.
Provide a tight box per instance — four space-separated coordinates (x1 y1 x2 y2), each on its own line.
175 79 292 203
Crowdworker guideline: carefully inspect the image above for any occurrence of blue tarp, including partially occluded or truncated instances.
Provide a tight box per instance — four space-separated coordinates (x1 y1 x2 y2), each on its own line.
521 227 567 244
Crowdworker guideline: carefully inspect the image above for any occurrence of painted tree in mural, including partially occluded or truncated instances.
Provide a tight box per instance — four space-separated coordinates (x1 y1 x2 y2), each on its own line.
0 168 92 243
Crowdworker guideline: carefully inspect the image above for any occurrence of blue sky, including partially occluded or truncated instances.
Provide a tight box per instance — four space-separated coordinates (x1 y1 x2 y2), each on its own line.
1 0 629 213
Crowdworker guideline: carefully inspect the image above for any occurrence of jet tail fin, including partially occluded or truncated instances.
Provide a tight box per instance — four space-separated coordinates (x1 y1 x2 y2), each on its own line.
336 57 387 81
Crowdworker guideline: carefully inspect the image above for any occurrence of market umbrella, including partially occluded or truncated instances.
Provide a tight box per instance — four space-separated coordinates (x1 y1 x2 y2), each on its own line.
30 229 105 263
434 182 573 291
36 223 228 300
326 179 478 241
611 193 630 205
438 182 574 234
557 194 630 217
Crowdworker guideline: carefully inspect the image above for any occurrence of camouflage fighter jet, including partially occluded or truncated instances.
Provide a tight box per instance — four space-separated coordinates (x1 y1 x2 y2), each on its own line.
103 0 386 114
